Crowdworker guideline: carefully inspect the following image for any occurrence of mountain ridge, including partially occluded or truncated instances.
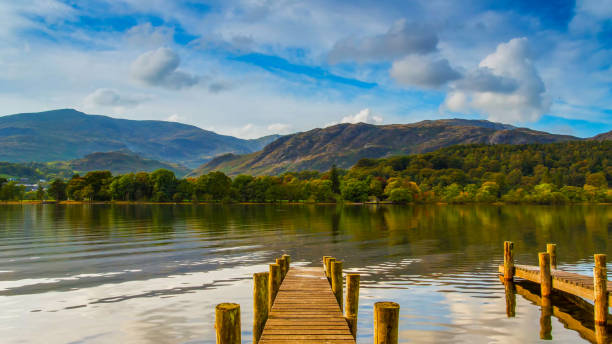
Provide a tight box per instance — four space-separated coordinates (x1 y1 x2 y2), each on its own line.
190 120 580 176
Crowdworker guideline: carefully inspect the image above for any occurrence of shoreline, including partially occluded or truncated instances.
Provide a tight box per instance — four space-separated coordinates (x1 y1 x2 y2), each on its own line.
0 200 610 206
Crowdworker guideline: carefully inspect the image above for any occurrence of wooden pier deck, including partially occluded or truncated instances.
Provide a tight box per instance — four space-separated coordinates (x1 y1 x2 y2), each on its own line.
258 267 355 344
498 264 612 305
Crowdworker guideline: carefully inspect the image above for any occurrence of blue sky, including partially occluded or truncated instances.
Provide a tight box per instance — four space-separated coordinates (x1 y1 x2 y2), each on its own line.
0 0 610 138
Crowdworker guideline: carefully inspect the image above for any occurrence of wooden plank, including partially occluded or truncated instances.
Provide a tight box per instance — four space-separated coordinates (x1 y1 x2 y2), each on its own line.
259 267 355 343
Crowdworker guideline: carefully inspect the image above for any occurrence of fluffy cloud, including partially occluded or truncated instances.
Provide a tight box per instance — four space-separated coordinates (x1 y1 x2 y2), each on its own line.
329 19 438 63
84 88 146 107
326 108 383 126
131 48 198 89
390 55 461 89
443 37 550 123
267 123 292 133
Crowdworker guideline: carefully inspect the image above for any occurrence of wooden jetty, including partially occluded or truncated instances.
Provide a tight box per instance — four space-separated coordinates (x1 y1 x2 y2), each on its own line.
258 267 355 343
215 254 400 344
499 241 610 329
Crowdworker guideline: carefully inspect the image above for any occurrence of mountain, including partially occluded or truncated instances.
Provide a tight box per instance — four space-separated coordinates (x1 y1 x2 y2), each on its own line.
55 151 191 177
0 109 279 168
190 119 579 176
591 130 612 141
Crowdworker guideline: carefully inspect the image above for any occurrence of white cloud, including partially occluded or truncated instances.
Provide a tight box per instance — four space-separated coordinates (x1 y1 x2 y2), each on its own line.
166 113 181 122
267 123 291 133
83 88 147 108
443 37 551 123
131 48 199 89
328 19 438 63
326 108 383 127
390 55 461 89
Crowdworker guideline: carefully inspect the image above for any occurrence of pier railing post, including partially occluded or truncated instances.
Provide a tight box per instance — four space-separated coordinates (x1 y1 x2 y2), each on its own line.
253 272 269 344
215 303 241 344
504 241 514 280
539 252 552 297
326 257 336 283
594 254 608 326
269 263 281 311
323 256 331 277
331 260 343 311
547 244 557 270
374 302 399 344
540 296 553 340
282 254 291 273
276 258 287 281
345 274 360 338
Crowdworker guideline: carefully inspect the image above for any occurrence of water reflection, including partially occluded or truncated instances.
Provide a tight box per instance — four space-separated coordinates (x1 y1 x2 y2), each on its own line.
0 204 610 343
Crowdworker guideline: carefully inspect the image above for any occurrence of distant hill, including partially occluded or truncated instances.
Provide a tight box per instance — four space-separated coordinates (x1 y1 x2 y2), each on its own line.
591 130 612 141
53 151 191 177
0 151 192 181
0 109 280 168
190 119 579 176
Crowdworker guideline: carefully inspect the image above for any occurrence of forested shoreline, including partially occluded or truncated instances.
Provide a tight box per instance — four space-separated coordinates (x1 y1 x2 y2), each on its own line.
1 141 610 204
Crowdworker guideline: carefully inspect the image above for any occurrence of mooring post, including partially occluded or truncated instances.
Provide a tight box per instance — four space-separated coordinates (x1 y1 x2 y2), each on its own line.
539 252 552 297
594 254 608 326
331 260 343 311
282 254 291 273
326 257 336 283
345 274 360 338
547 244 557 270
595 324 609 344
269 263 281 311
323 256 331 276
215 303 241 344
253 272 269 344
374 302 400 344
504 241 514 280
276 258 287 281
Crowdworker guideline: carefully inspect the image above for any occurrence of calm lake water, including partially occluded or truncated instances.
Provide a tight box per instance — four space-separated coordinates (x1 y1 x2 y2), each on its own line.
0 204 610 343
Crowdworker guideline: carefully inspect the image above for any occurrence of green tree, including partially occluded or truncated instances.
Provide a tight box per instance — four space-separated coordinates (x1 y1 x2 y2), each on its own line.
329 165 340 194
341 179 369 202
48 179 67 201
150 169 177 202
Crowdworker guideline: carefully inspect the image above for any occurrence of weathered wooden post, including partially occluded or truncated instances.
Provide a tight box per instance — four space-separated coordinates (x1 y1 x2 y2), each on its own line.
282 254 291 273
276 258 287 281
331 260 343 311
594 254 608 325
269 263 281 311
595 324 609 344
539 252 552 297
540 296 553 340
504 241 514 280
374 302 400 344
345 274 360 338
547 244 557 270
323 256 331 276
326 257 336 283
253 272 269 344
215 303 241 344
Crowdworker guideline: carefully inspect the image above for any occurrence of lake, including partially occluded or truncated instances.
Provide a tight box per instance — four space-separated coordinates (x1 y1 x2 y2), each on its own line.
0 204 610 343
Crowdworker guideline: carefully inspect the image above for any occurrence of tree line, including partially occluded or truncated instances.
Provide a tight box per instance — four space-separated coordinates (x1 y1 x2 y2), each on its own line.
1 140 610 204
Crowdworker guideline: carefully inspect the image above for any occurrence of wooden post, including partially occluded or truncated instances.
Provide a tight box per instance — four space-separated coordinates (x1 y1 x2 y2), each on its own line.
282 254 291 273
215 303 241 344
374 302 399 344
539 252 552 297
540 296 553 340
595 324 608 344
253 272 269 344
345 274 360 338
269 263 281 311
331 260 343 311
276 258 287 281
594 254 608 325
503 241 514 280
323 256 331 276
547 244 557 270
326 257 336 282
